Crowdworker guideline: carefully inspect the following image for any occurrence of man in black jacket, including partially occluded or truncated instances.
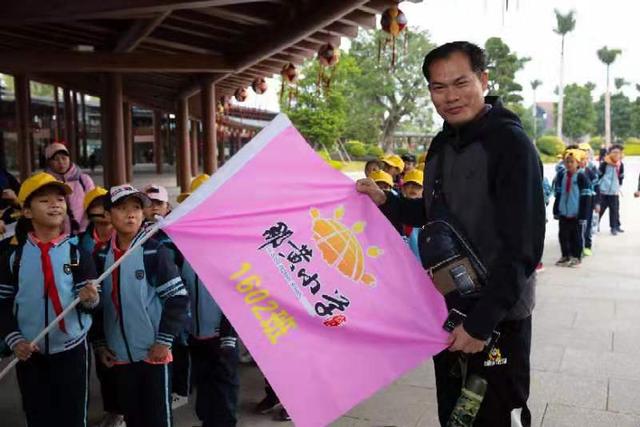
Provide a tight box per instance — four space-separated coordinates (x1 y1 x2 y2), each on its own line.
357 42 545 427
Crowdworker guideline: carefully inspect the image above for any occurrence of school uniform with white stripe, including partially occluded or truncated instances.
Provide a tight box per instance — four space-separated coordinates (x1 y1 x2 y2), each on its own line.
0 234 98 427
93 230 189 427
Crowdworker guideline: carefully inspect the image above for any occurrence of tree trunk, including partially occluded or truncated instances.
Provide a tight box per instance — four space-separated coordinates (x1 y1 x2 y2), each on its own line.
557 36 565 140
605 65 612 147
381 115 400 152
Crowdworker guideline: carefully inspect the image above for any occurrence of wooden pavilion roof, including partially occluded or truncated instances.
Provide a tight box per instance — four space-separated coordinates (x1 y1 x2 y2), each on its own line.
0 0 391 116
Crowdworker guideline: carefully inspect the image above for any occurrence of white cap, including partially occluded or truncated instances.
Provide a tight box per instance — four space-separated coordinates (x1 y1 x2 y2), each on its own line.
143 184 169 203
108 184 150 208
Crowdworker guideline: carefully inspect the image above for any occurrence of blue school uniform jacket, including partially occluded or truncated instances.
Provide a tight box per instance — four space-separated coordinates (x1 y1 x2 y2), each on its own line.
94 230 189 363
598 161 624 196
181 260 236 346
553 169 591 220
0 235 98 355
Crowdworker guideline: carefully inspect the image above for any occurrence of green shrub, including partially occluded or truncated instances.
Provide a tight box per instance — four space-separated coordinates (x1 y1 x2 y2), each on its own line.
316 150 345 169
345 140 368 158
366 145 384 157
395 147 409 156
536 135 565 156
624 137 640 145
622 143 640 156
590 136 604 151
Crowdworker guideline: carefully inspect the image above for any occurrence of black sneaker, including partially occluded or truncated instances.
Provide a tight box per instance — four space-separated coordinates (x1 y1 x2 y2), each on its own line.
255 395 281 414
274 407 291 422
611 229 618 236
616 227 625 233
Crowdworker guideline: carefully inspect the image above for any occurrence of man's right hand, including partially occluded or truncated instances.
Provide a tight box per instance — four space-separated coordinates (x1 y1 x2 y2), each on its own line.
356 178 387 206
13 340 38 361
97 347 117 368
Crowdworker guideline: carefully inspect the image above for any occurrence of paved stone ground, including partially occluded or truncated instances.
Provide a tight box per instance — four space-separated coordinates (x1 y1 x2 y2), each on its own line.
1 159 639 427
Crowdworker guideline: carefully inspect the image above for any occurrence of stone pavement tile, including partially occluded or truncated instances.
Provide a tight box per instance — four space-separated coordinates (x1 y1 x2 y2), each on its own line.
612 329 640 354
532 325 612 352
573 315 640 333
541 403 640 427
535 298 615 320
530 370 607 411
530 344 565 372
532 308 577 329
346 384 436 426
330 416 374 426
560 349 640 381
396 359 436 389
616 301 640 320
608 378 640 416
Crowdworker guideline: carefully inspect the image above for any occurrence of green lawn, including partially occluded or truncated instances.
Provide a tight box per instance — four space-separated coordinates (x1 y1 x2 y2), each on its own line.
624 144 640 156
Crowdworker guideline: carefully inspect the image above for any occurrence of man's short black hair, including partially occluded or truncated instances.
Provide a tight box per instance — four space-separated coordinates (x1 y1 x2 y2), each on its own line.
422 41 486 82
610 144 624 152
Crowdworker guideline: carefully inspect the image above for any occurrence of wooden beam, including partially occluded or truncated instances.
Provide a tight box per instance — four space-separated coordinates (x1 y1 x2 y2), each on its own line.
359 0 395 15
0 0 284 25
0 51 235 73
190 119 198 176
339 9 376 29
321 22 359 38
103 73 126 186
114 11 171 52
176 97 191 192
180 0 370 98
123 102 133 182
202 6 272 26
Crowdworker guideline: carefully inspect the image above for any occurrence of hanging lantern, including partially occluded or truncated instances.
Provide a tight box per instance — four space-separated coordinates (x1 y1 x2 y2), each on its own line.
317 43 340 93
234 87 248 102
280 63 299 107
251 77 268 94
379 5 408 68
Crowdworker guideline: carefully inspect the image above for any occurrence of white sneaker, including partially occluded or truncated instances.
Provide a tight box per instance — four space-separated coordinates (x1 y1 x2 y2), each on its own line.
171 393 189 410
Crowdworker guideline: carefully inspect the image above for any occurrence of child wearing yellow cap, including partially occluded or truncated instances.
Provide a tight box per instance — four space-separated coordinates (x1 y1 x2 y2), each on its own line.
401 169 424 259
552 151 591 267
0 172 99 427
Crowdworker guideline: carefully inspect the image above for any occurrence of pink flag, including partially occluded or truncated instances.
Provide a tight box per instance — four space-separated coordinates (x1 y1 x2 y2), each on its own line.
162 115 449 427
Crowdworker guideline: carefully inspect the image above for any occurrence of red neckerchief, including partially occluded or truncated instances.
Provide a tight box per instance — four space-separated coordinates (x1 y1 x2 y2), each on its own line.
30 233 68 333
111 238 125 321
403 225 413 237
565 171 574 194
92 227 112 257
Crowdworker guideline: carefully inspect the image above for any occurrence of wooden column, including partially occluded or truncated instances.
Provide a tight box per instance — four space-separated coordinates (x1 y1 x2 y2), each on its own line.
80 93 88 164
176 97 191 192
53 86 60 142
190 120 198 177
123 102 133 182
153 110 163 174
102 74 126 186
14 74 32 180
71 91 79 162
63 88 74 150
201 81 217 174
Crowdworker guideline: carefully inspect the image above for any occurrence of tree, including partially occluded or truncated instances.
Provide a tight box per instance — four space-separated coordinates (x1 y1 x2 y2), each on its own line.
554 9 577 140
484 37 530 103
562 83 597 140
596 92 633 141
614 77 628 91
530 79 542 137
346 28 435 151
597 46 622 145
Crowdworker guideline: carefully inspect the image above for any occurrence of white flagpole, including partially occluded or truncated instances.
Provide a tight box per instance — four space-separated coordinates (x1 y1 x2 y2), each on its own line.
0 221 163 381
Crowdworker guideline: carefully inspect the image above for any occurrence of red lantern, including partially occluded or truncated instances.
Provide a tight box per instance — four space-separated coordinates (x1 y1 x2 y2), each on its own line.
234 87 248 102
317 43 340 93
281 63 298 84
251 77 268 95
379 6 408 68
317 43 340 67
280 63 299 106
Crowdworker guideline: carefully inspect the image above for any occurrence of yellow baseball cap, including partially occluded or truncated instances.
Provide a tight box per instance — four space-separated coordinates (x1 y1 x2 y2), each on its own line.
380 154 405 171
369 170 394 187
83 186 108 211
416 162 425 171
403 169 424 186
18 172 72 206
564 149 586 162
177 173 211 203
417 152 427 164
578 142 592 151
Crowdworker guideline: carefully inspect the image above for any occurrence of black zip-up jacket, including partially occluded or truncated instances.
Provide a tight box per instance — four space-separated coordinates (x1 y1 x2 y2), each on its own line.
381 97 546 340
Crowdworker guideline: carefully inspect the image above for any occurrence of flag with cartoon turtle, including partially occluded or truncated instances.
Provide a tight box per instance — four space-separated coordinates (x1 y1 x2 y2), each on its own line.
161 114 449 427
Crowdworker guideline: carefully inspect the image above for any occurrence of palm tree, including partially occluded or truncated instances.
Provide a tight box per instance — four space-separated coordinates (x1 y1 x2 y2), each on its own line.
553 9 576 140
597 46 622 146
530 79 542 138
614 77 628 92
